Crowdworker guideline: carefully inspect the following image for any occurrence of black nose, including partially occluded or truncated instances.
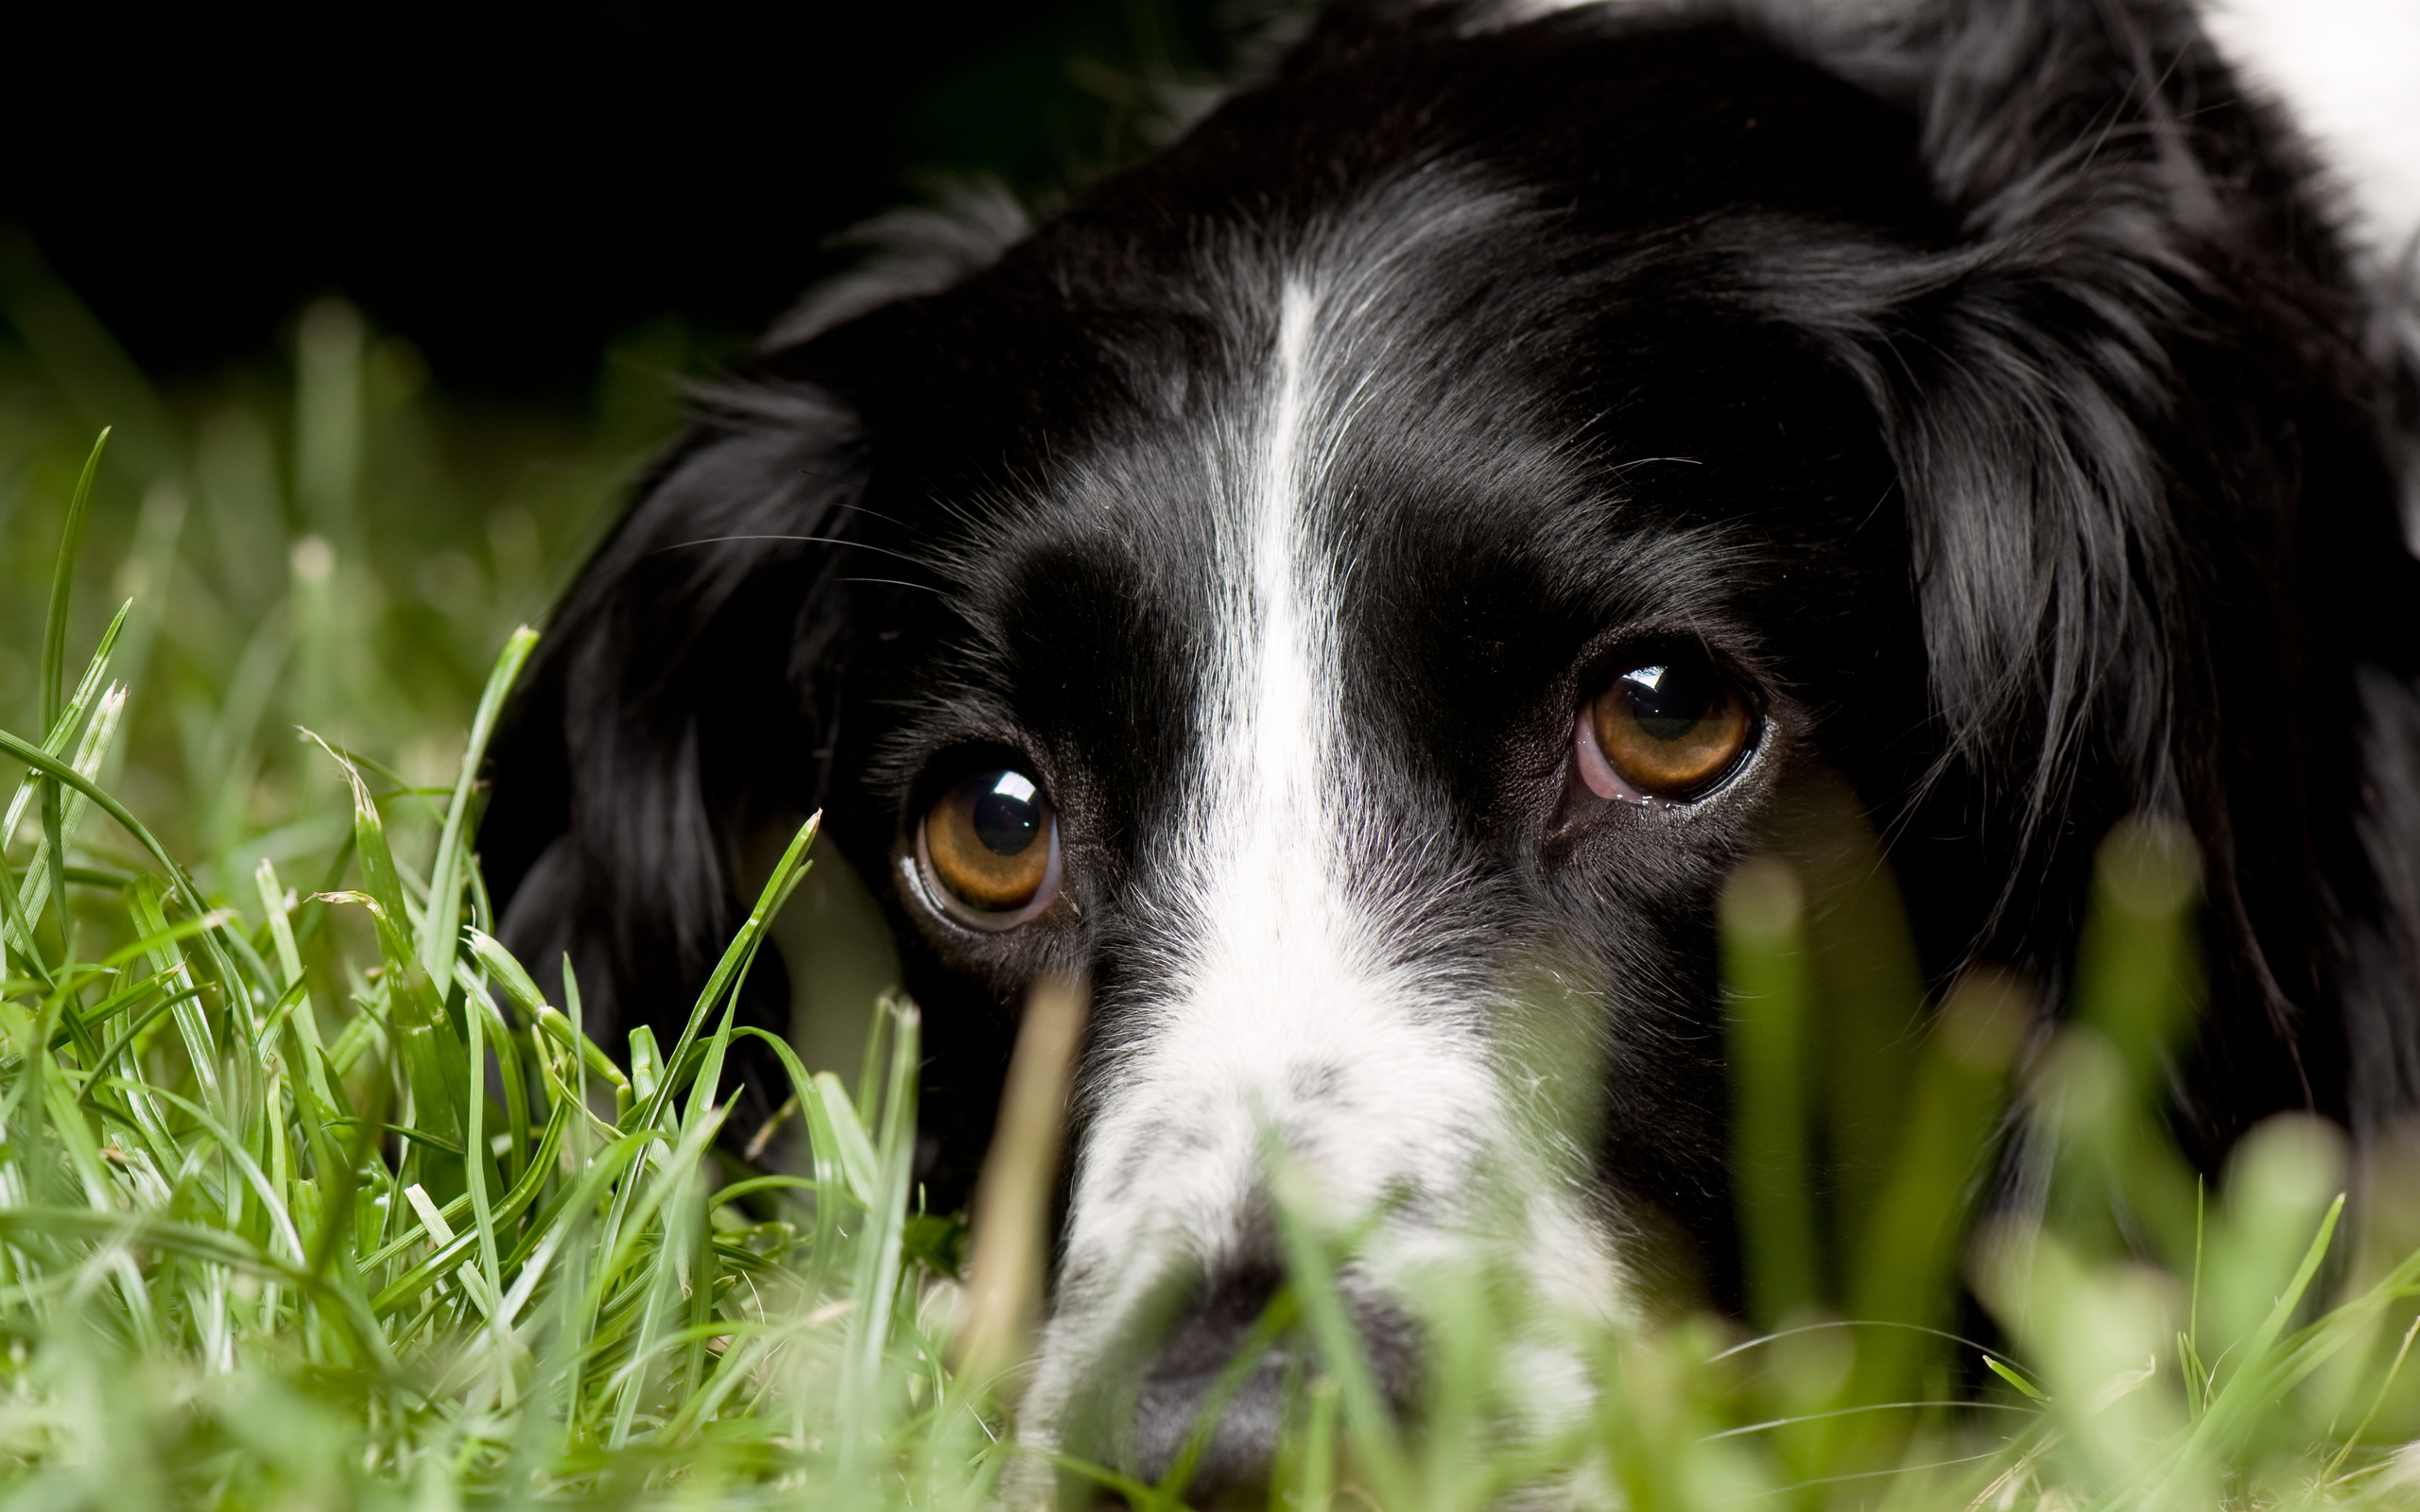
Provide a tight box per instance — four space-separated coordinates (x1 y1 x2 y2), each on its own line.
1129 1266 1288 1504
1123 1265 1423 1507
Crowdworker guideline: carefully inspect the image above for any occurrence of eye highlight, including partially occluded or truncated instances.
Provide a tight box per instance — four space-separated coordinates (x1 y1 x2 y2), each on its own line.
918 766 1063 927
1577 655 1754 802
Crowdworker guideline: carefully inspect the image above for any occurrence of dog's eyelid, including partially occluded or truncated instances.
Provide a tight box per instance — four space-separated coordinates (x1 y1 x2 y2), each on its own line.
1561 616 1768 696
900 735 1058 802
1573 711 1652 806
1579 629 1756 684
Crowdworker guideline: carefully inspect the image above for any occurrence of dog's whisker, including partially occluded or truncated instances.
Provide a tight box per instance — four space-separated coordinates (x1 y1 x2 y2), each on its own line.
1706 1318 2014 1366
1703 1400 2035 1442
835 576 944 594
650 532 936 571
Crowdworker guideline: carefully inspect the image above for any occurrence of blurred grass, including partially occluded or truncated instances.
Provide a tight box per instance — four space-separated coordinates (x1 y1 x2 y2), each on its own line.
0 238 694 871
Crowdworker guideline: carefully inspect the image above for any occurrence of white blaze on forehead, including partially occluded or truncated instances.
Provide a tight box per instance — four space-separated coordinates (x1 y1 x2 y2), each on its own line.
1039 278 1512 1339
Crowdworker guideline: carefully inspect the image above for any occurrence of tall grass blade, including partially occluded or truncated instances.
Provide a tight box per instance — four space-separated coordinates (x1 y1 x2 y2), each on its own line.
955 974 1087 1392
1721 855 1819 1327
414 624 538 988
38 427 111 954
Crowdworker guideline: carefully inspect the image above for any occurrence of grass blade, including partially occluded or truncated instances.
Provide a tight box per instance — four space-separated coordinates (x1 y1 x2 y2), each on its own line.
38 428 110 956
414 624 538 988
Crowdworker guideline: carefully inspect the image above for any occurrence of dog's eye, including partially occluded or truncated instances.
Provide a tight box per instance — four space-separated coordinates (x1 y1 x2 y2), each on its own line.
1578 656 1754 801
918 767 1063 925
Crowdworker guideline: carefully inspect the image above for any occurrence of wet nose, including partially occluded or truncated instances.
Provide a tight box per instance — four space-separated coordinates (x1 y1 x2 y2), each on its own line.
1130 1267 1288 1505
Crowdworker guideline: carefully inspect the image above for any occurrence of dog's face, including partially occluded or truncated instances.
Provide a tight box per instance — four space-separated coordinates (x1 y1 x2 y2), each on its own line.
845 163 1925 1467
485 0 2416 1494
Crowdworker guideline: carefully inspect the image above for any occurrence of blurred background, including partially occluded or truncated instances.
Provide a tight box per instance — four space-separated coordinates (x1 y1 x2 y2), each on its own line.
7 0 1260 394
0 0 1277 1065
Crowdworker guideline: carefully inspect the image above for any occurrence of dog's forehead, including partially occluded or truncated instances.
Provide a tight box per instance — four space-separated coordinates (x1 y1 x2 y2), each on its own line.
896 191 1886 770
920 263 1569 780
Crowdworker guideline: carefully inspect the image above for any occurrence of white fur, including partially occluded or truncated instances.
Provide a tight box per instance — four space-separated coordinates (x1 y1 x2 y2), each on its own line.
2199 0 2420 268
1023 217 1622 1445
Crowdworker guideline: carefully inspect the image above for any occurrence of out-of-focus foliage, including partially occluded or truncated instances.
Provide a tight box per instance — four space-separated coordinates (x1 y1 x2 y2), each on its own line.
0 243 700 887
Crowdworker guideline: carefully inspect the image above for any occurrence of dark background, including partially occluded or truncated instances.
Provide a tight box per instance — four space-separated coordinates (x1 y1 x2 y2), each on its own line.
3 0 1238 397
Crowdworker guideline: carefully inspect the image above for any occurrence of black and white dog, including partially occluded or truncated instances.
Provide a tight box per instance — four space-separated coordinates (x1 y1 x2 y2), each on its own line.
482 0 2420 1487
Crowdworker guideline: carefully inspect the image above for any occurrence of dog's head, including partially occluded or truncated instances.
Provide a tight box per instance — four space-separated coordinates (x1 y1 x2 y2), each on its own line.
482 0 2418 1489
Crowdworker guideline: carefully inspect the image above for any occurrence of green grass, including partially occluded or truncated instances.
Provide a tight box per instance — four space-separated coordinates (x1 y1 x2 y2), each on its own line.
8 282 2420 1507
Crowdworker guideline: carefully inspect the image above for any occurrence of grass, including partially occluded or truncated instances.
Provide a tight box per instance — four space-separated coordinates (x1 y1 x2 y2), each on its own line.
7 281 2420 1507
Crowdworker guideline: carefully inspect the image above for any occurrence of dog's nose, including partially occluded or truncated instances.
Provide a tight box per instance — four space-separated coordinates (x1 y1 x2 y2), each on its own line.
1121 1263 1424 1506
1128 1267 1287 1505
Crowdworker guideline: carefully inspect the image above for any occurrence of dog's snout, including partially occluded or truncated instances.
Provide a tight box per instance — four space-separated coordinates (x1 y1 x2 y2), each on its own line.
1129 1266 1287 1503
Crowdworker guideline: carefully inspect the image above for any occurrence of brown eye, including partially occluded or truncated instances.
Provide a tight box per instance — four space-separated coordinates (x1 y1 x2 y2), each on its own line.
919 767 1062 925
1581 657 1754 800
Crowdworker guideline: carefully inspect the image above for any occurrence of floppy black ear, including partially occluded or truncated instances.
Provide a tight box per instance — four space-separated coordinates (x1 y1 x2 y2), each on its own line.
1785 0 2417 1131
480 383 867 1114
481 187 1030 1127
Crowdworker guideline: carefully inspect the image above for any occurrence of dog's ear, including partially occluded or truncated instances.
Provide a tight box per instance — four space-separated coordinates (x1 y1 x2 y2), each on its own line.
479 381 868 1092
481 187 1029 1104
1841 0 2302 827
1778 0 2415 1118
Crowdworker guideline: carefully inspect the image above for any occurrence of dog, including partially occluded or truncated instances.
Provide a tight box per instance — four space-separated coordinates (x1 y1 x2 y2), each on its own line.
482 0 2420 1492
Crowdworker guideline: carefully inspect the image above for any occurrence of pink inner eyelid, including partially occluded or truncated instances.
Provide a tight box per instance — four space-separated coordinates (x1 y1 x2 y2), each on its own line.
1573 709 1652 806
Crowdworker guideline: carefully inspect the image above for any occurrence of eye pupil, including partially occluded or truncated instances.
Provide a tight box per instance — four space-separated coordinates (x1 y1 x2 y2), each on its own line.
1620 662 1719 742
972 782 1041 856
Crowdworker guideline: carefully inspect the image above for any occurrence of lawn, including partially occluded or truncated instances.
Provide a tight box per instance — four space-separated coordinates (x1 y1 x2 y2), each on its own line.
5 212 2420 1511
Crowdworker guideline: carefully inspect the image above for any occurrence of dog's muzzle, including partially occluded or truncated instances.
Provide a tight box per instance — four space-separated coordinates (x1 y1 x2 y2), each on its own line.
1016 988 1619 1503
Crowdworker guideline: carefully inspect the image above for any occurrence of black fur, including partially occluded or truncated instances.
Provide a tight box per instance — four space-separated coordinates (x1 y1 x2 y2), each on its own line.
483 0 2420 1409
